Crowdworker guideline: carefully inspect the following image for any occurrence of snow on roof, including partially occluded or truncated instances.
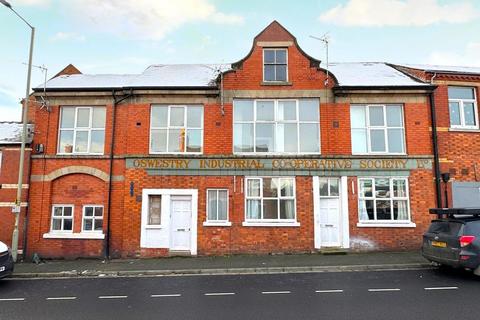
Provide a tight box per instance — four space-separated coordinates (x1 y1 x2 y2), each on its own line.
38 64 232 90
0 122 34 145
327 62 429 87
398 64 480 75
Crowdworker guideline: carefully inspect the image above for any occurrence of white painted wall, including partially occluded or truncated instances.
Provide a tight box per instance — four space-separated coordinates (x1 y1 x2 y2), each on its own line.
140 189 198 255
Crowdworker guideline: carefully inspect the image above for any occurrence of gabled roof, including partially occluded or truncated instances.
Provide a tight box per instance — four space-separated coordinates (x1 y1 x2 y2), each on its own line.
35 64 231 91
396 64 480 76
231 20 322 70
0 122 34 145
328 62 430 87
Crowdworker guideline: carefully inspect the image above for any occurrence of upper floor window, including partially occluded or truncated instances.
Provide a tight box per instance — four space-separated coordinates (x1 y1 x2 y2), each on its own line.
233 99 320 154
150 105 203 154
263 48 287 82
351 105 405 154
448 87 478 129
58 106 106 154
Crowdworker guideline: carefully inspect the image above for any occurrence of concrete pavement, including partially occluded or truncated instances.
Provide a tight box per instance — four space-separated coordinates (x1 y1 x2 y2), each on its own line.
12 251 432 278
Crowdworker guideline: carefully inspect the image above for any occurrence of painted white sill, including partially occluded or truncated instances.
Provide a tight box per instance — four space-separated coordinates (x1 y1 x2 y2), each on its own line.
203 221 232 227
356 222 416 228
145 225 164 229
242 221 300 227
448 128 480 133
43 232 105 239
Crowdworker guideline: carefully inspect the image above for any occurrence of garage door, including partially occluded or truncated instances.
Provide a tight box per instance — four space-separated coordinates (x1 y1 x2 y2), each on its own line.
452 182 480 208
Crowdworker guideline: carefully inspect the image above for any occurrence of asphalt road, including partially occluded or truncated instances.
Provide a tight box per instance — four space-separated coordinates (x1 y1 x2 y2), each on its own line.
0 268 479 320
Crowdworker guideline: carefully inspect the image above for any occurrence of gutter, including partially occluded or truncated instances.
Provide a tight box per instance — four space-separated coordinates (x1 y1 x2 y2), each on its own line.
105 89 133 259
333 85 436 92
428 89 442 208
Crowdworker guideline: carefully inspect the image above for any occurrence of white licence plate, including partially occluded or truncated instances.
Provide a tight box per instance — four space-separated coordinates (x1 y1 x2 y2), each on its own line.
0 266 5 272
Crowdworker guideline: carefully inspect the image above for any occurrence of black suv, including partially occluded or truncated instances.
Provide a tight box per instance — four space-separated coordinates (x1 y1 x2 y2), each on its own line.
0 241 14 279
422 208 480 276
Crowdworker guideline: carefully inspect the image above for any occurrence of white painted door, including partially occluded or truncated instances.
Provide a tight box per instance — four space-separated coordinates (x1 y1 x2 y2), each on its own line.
318 178 341 247
170 196 192 251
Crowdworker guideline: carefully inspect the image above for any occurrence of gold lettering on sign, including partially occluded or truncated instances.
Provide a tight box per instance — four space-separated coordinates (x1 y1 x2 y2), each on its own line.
133 159 190 169
200 159 264 169
360 159 407 169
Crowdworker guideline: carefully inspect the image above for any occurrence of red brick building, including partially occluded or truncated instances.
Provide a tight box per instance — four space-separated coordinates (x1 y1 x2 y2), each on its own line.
0 122 33 252
25 21 439 259
395 64 480 208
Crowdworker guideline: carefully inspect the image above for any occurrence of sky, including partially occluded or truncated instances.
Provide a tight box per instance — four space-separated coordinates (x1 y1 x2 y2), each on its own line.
1 0 479 121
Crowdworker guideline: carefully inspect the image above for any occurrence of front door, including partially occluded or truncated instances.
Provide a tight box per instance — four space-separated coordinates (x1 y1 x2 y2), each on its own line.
318 178 341 247
170 196 192 251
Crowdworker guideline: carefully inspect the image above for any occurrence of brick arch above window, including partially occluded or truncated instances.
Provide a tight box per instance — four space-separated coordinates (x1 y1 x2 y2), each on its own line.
31 166 110 182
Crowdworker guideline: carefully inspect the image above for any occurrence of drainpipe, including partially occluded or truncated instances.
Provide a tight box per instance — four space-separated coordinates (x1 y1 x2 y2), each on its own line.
105 89 133 259
429 89 442 208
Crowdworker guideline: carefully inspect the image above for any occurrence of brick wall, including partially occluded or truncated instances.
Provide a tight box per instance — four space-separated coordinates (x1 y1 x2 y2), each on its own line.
347 170 435 251
0 147 31 249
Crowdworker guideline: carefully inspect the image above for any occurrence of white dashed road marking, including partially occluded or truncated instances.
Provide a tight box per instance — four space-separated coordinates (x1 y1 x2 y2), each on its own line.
151 294 182 298
424 287 458 291
46 297 77 301
315 290 344 293
204 292 236 296
368 288 401 292
98 295 128 299
0 298 25 301
261 291 291 295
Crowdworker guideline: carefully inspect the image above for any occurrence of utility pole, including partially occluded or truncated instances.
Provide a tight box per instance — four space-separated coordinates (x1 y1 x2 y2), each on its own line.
1 0 35 262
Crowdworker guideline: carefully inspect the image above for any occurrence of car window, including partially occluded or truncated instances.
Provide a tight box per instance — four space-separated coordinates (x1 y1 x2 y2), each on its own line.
464 221 480 235
427 221 463 236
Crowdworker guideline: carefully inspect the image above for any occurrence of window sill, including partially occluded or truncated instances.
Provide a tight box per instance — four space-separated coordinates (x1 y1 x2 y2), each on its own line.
242 221 300 227
203 221 232 227
356 222 416 228
43 232 105 239
145 225 164 229
448 128 480 133
261 81 292 86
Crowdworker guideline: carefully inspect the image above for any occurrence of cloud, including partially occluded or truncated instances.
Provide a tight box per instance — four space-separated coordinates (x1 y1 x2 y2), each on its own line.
0 105 21 121
319 0 478 27
427 42 480 67
68 0 244 40
12 0 50 6
49 32 86 42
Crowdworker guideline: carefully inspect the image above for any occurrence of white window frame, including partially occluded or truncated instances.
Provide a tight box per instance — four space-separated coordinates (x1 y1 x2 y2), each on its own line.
57 106 106 155
233 99 320 155
448 86 478 129
263 48 288 82
81 205 104 233
50 205 74 233
204 189 231 226
149 105 204 154
357 177 414 227
351 104 406 155
146 194 162 227
243 177 299 227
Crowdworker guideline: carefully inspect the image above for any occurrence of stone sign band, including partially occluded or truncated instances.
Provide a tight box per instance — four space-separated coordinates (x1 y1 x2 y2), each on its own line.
127 157 432 171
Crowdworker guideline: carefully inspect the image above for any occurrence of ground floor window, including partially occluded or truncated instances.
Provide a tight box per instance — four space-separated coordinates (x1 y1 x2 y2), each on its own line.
148 195 162 226
82 205 104 232
358 177 410 223
245 177 296 223
51 205 74 232
206 189 229 223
